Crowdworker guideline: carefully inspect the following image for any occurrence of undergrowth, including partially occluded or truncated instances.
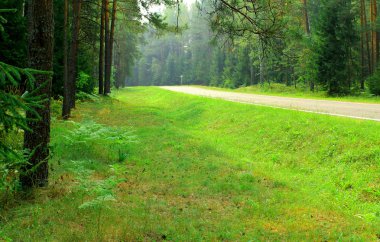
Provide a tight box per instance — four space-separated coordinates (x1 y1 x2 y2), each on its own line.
51 119 136 163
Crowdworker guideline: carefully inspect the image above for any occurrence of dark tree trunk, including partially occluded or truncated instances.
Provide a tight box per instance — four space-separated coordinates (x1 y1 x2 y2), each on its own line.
104 0 110 94
20 0 54 189
114 43 121 89
371 0 377 71
62 0 70 119
361 0 372 77
68 0 82 108
105 0 117 94
99 0 106 95
365 7 372 75
360 0 369 89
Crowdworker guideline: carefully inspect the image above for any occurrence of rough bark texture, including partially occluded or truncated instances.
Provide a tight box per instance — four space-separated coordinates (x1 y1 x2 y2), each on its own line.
21 0 54 188
104 0 110 94
105 0 117 94
68 0 82 108
62 0 70 119
99 0 106 95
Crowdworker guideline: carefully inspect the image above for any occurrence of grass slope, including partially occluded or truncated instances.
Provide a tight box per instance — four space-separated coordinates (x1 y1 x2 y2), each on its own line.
196 83 380 104
1 87 380 241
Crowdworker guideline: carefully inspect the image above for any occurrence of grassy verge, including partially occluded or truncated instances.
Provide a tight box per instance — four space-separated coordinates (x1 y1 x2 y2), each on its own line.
1 87 379 240
194 83 380 103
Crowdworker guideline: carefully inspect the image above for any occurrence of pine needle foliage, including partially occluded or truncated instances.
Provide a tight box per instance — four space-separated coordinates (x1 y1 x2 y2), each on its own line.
0 9 52 161
0 61 49 160
0 60 49 201
0 9 16 32
0 9 51 198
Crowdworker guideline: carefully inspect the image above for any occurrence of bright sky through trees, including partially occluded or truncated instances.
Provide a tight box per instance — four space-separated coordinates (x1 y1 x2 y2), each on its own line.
150 0 196 13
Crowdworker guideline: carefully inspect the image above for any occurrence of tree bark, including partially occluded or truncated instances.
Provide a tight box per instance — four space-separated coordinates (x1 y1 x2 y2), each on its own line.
68 0 82 109
21 0 54 189
105 0 117 94
259 44 265 85
114 42 121 89
362 0 372 76
361 0 366 89
62 0 70 119
99 0 106 95
104 0 110 94
370 0 377 71
300 0 314 91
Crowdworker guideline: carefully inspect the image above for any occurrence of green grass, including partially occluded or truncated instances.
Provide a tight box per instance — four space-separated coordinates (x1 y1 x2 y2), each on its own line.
1 87 380 241
195 83 380 103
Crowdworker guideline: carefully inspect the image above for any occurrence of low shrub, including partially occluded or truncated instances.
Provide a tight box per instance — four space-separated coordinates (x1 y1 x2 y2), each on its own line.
367 70 380 96
51 119 136 163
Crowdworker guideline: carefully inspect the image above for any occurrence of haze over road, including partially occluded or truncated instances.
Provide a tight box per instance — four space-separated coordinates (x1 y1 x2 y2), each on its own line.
161 86 380 122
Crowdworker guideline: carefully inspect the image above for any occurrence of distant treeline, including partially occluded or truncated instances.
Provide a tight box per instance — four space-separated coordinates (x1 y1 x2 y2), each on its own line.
130 1 380 96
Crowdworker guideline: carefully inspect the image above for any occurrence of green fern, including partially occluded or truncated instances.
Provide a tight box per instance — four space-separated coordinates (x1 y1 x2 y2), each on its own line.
69 161 126 239
54 119 136 162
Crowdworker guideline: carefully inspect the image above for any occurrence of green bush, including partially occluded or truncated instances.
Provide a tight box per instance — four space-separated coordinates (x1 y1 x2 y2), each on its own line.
77 71 95 94
222 79 236 89
367 70 380 96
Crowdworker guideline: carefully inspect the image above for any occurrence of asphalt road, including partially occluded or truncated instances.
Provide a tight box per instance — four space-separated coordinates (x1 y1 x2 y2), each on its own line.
160 86 380 122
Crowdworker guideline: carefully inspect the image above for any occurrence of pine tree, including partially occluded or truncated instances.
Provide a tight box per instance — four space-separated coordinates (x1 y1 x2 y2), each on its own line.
0 9 49 187
316 0 357 95
20 0 54 188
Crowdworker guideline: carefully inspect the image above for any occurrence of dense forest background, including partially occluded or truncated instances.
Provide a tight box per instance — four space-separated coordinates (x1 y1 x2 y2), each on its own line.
2 0 380 99
130 1 380 96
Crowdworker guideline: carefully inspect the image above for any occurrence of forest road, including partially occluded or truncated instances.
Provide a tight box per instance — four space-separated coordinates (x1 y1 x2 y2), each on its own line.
160 86 380 122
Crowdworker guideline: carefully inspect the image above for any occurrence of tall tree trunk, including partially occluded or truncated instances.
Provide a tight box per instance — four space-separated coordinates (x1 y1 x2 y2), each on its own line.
259 44 265 85
371 0 377 71
362 0 373 76
301 0 311 35
301 0 314 91
259 57 264 85
105 0 117 94
99 0 106 95
360 0 371 88
68 0 82 109
104 0 110 94
250 62 254 85
361 0 366 89
62 0 70 119
114 40 122 89
20 0 54 188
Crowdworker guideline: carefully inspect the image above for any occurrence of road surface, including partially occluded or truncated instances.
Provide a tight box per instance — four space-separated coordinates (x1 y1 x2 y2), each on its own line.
160 86 380 122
